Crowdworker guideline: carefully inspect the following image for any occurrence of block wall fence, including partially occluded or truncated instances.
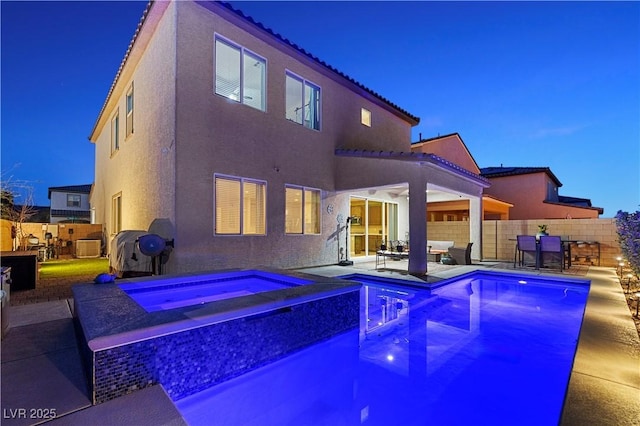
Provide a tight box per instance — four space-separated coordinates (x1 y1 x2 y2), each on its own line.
428 218 621 268
2 219 623 268
1 219 103 252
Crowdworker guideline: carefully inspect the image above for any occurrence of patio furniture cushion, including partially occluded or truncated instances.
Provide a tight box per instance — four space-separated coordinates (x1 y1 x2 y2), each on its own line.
449 243 473 265
515 235 537 267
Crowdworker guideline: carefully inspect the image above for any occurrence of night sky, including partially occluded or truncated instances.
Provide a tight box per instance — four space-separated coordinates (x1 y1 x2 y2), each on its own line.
2 1 638 216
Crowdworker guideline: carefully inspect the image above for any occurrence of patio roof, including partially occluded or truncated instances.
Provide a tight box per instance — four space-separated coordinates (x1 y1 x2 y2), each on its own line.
335 148 490 187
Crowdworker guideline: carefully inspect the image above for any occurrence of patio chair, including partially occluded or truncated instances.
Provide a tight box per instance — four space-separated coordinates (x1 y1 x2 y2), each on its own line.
539 235 564 271
515 235 537 268
449 243 473 265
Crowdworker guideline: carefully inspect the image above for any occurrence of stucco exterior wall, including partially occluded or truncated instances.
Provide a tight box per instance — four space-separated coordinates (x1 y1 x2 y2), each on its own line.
412 135 480 173
92 3 177 239
484 173 599 219
167 2 415 273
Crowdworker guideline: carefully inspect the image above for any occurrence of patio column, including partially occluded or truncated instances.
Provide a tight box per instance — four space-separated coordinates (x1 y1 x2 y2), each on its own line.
469 194 482 260
408 179 427 275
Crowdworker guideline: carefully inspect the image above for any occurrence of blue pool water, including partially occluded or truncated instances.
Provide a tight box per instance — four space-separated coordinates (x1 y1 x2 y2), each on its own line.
119 270 311 312
175 271 589 425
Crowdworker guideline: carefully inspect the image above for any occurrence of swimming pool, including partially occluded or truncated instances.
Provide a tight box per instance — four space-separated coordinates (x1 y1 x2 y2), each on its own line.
119 270 312 312
176 270 590 425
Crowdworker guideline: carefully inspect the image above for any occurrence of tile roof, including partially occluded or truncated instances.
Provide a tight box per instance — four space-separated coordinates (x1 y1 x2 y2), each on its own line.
558 195 594 207
48 184 92 199
90 0 419 138
218 2 420 124
480 166 562 187
50 209 91 218
335 148 490 186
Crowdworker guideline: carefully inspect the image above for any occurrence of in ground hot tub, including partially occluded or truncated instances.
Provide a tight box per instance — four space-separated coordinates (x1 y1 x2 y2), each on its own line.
119 270 312 312
73 268 360 404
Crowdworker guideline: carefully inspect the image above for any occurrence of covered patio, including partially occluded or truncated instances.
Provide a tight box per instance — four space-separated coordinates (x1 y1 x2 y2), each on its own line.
335 149 490 275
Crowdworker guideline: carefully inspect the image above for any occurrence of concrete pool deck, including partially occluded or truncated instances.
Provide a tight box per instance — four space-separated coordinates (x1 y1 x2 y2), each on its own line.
1 262 639 425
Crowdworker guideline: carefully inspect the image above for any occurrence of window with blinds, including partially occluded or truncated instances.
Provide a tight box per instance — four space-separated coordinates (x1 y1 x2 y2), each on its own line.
285 185 320 234
285 72 320 130
215 175 266 235
215 37 266 111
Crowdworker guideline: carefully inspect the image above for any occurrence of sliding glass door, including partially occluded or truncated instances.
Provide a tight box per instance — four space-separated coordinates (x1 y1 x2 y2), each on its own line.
350 197 398 257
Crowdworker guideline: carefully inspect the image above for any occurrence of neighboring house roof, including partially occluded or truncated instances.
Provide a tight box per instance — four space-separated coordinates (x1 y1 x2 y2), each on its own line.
557 195 594 207
335 148 490 187
482 193 514 207
89 0 419 140
479 166 563 187
543 199 604 215
480 167 603 215
48 184 93 199
50 209 91 218
8 205 50 223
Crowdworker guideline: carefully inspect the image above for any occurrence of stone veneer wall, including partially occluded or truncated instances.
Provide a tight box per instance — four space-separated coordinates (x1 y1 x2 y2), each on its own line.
427 219 621 267
85 290 360 404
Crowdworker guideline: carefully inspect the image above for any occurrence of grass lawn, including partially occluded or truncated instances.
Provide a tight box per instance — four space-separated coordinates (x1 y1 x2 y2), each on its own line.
39 258 110 279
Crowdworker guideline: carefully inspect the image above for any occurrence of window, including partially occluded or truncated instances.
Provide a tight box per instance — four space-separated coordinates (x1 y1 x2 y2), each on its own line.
285 72 320 130
361 108 371 127
215 37 266 111
111 193 122 234
126 83 134 137
215 175 266 235
285 185 320 234
111 110 119 154
67 194 81 208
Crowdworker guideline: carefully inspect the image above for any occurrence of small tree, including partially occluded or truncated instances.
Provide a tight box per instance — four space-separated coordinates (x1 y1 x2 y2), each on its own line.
1 172 37 250
615 209 640 276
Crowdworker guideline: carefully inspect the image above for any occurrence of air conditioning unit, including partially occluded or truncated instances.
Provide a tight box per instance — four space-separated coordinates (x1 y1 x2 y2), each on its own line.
76 239 101 258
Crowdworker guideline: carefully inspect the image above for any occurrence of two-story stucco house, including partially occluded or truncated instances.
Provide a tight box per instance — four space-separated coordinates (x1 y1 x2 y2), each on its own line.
48 184 92 224
89 0 489 275
480 167 603 219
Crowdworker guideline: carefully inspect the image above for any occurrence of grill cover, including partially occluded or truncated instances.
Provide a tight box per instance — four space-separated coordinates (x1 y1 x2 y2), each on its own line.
109 230 153 277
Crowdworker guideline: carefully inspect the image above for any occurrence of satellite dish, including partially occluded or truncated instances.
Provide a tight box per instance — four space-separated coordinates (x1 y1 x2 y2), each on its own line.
138 234 166 257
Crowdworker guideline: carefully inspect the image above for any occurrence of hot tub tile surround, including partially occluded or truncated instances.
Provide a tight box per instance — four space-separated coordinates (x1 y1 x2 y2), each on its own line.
72 268 361 404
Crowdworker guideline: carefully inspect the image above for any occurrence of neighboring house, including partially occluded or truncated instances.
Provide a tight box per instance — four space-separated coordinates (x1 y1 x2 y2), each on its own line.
48 184 92 223
480 167 603 219
88 0 489 275
411 133 513 220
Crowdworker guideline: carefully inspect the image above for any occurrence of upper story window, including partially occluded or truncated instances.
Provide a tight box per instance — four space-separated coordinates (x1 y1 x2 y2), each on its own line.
285 72 320 130
214 174 266 235
67 194 81 208
285 185 321 234
111 110 119 154
215 36 266 111
126 83 134 138
361 108 371 127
